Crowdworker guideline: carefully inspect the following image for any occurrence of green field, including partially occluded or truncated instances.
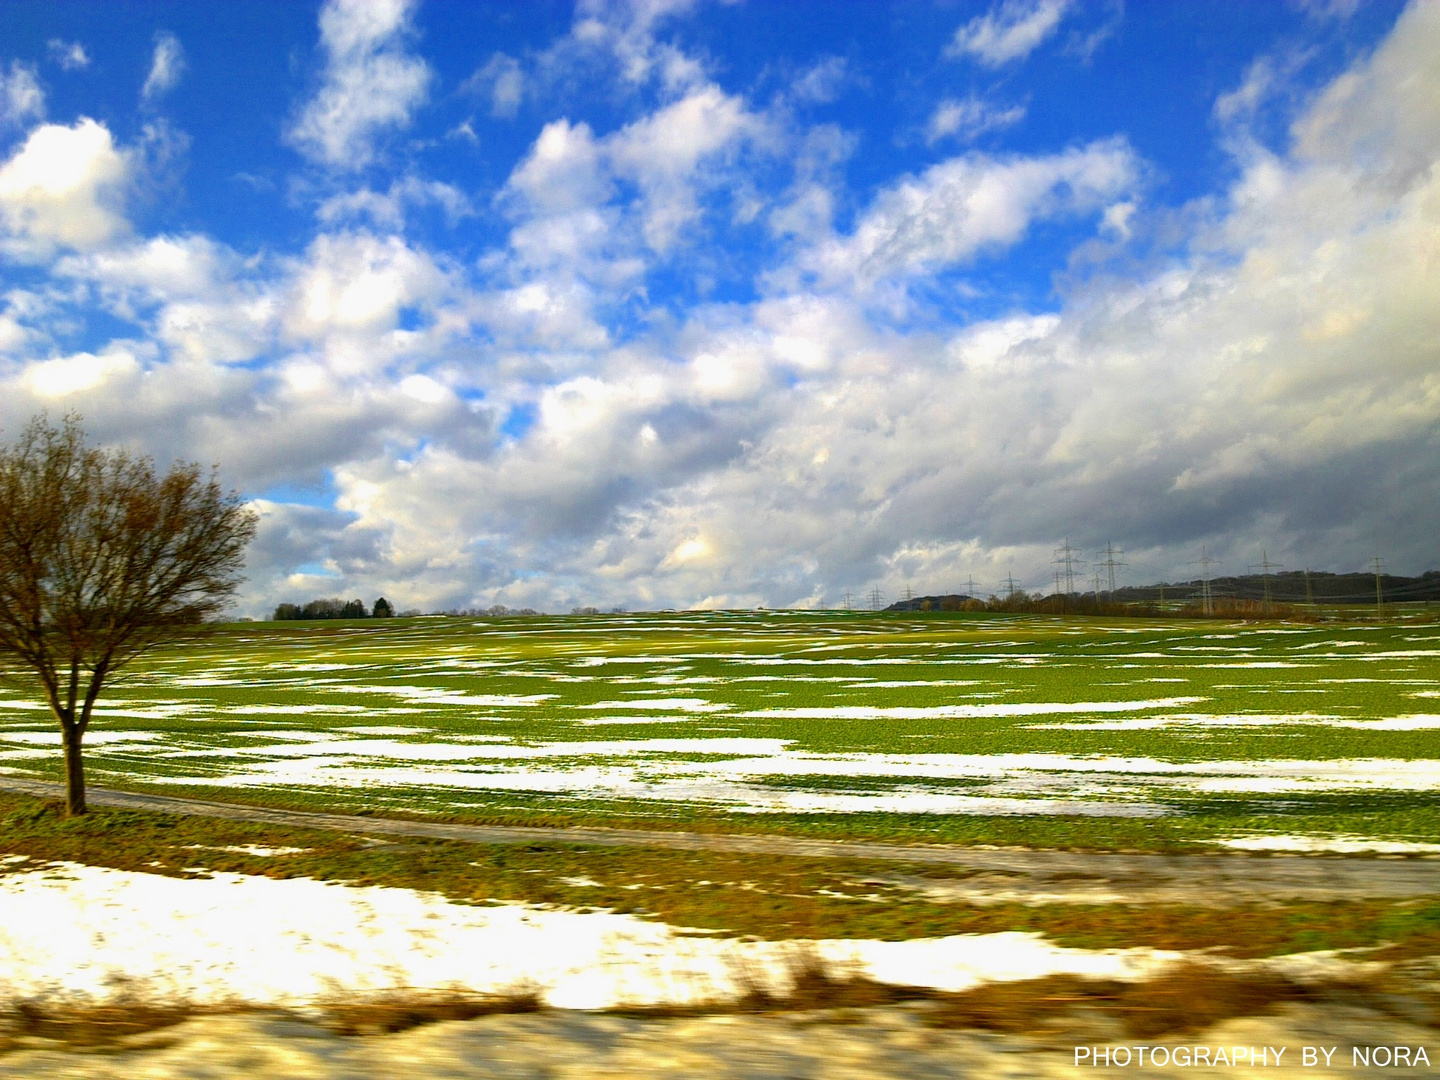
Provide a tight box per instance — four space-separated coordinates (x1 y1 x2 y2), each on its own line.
2 611 1437 851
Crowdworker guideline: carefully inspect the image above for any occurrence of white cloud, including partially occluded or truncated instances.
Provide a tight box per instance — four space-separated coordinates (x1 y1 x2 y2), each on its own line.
507 119 608 213
563 0 707 92
1291 0 1362 19
282 1 1440 613
288 0 432 170
791 57 848 104
23 345 140 397
495 79 771 327
925 97 1026 145
283 231 449 350
0 62 45 129
56 233 276 364
607 85 768 251
1291 1 1440 188
316 177 473 229
464 53 524 118
47 40 90 71
801 138 1138 289
1 0 1435 617
947 0 1073 67
141 32 185 103
0 119 130 257
446 118 478 144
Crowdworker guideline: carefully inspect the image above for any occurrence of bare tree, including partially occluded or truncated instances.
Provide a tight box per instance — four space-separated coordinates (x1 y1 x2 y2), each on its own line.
0 416 257 815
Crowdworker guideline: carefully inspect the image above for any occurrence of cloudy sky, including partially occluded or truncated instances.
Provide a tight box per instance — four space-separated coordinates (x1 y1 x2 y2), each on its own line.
0 0 1435 614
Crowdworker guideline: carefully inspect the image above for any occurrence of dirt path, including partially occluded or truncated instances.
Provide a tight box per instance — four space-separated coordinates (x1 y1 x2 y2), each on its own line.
2 777 1436 904
4 1003 1438 1078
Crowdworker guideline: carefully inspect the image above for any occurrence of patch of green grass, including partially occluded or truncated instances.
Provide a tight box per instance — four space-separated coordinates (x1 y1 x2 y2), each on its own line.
1 611 1437 847
2 789 1438 959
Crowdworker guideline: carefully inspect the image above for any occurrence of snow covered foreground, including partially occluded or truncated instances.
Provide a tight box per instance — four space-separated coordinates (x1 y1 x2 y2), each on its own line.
0 862 1182 1010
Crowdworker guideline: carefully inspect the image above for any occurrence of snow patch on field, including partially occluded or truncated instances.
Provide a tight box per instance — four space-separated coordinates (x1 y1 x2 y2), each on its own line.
578 698 730 713
0 730 166 745
1216 835 1440 854
740 697 1205 720
1041 713 1440 730
0 863 1183 1010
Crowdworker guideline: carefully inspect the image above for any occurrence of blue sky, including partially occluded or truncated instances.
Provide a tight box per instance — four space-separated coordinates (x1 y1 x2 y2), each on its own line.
0 0 1434 613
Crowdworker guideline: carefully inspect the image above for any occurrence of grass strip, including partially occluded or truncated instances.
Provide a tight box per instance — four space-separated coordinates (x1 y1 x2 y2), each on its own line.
2 789 1439 957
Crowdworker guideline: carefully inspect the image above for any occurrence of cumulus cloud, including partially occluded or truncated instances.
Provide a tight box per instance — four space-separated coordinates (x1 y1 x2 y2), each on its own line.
284 230 450 348
925 96 1026 145
565 0 706 92
24 345 140 398
495 80 771 327
47 40 90 71
141 32 185 103
791 57 848 104
55 233 276 364
606 84 770 251
316 177 473 229
0 62 45 129
800 138 1138 289
288 0 432 169
285 1 1440 613
463 52 524 118
2 0 1435 615
947 0 1073 67
0 118 130 257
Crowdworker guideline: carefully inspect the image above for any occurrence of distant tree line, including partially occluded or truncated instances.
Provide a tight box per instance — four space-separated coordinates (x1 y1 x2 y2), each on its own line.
883 592 1305 621
273 597 396 620
1110 570 1440 605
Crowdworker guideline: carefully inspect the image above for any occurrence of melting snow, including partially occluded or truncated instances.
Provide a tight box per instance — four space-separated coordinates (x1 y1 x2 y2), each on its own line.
0 863 1182 1010
1216 835 1440 854
739 698 1205 720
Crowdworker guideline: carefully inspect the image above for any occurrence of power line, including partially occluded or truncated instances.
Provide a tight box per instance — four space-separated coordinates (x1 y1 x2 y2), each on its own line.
1372 557 1384 613
1197 546 1215 615
1053 538 1082 596
1249 550 1280 606
869 586 884 612
1097 541 1126 597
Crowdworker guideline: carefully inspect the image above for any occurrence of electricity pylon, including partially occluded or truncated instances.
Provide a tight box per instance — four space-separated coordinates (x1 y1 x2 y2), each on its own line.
1249 550 1279 606
1097 542 1126 598
1197 547 1214 615
1053 538 1082 596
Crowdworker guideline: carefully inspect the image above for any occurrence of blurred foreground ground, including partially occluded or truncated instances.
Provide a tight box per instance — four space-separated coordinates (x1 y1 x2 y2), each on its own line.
2 784 1437 1077
3 998 1438 1078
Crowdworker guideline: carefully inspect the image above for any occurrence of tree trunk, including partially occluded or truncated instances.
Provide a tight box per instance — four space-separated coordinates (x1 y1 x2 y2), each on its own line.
62 723 86 816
